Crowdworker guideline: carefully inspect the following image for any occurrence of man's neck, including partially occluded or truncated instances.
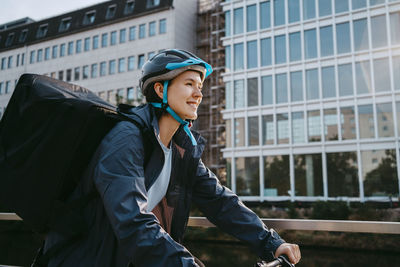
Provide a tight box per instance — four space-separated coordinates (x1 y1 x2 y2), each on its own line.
158 113 180 148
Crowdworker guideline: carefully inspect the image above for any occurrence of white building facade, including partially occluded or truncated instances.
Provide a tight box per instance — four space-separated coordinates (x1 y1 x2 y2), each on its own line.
222 0 400 202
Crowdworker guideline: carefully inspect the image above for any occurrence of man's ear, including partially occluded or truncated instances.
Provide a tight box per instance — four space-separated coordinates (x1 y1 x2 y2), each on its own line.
153 82 164 99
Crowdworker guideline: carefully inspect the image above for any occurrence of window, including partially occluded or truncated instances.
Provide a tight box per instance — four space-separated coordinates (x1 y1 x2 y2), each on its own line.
248 116 259 146
5 33 14 46
371 15 387 48
294 154 323 196
146 0 160 8
304 29 317 59
159 19 166 34
290 71 303 101
225 45 231 71
288 0 300 23
260 38 272 66
148 51 155 60
225 11 231 36
320 26 333 56
7 56 13 68
322 66 336 98
373 58 390 92
110 31 117 45
149 21 156 36
303 0 316 20
340 106 356 139
59 18 71 32
58 70 64 81
292 112 305 143
234 8 244 34
226 120 232 147
100 61 107 76
91 63 98 78
336 22 350 54
260 1 271 29
138 54 145 69
234 79 245 108
19 29 28 42
247 78 258 106
16 54 20 67
127 87 135 101
76 39 82 53
225 82 232 109
324 108 338 141
277 113 289 144
289 32 301 61
234 43 244 71
36 24 48 38
327 152 359 197
109 60 116 75
335 0 348 13
68 41 73 55
352 0 366 10
124 0 135 14
44 47 50 60
308 110 321 141
102 33 108 47
129 26 136 40
37 49 43 62
390 12 400 45
92 35 99 49
120 29 126 43
353 18 368 51
66 69 72 82
0 82 2 94
276 73 288 104
30 51 35 64
274 35 286 64
377 103 394 137
128 56 135 70
84 37 90 51
236 157 259 196
82 65 89 79
393 56 400 91
5 81 11 94
262 75 273 105
370 0 385 6
74 67 80 81
21 53 25 66
60 43 66 57
319 0 332 16
118 58 126 73
247 4 257 32
247 40 258 69
338 63 353 96
106 5 116 19
355 61 371 94
274 0 285 26
306 69 319 100
358 104 375 138
262 114 274 144
83 11 96 25
139 24 146 39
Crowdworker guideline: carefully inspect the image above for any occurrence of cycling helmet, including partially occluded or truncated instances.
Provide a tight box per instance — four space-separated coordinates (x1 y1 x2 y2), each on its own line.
139 49 213 146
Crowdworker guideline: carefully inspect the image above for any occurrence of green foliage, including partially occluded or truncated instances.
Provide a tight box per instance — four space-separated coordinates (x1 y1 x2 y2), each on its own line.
311 201 350 220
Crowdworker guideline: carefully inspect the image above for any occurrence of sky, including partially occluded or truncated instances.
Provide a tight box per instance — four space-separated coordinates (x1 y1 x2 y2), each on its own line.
0 0 106 25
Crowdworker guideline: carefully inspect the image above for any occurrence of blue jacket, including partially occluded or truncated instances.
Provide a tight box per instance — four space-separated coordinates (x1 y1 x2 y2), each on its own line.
44 104 284 266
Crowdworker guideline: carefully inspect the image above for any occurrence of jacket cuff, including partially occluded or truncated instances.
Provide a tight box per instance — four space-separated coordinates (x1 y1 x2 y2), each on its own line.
260 229 286 261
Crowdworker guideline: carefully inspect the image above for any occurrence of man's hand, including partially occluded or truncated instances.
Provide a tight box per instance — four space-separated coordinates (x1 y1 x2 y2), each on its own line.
274 242 301 265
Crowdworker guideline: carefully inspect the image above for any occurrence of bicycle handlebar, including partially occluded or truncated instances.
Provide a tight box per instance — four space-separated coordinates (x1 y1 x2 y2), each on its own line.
255 255 294 267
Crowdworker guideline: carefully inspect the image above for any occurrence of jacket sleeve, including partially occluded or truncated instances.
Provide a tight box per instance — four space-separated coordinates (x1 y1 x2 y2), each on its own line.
93 121 198 267
192 159 285 261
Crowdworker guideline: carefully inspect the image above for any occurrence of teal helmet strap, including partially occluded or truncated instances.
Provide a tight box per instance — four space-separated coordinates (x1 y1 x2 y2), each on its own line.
150 80 198 146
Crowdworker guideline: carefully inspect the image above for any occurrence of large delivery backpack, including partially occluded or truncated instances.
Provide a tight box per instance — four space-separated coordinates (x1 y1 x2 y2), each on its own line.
0 73 141 236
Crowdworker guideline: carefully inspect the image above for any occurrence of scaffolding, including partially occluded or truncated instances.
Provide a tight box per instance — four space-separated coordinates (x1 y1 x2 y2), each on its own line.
195 0 226 184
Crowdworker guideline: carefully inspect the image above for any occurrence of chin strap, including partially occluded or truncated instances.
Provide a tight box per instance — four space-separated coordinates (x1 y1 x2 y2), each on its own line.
150 80 197 146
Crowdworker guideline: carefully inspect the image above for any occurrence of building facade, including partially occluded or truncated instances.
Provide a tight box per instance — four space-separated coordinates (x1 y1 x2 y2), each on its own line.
222 0 400 202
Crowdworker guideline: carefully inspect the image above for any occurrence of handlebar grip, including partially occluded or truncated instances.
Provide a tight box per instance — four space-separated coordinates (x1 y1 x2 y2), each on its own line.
254 255 295 267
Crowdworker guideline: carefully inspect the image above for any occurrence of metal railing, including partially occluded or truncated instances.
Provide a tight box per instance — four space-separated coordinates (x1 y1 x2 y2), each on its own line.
1 213 400 234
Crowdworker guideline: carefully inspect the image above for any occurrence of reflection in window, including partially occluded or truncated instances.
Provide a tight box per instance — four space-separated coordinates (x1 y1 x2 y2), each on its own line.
358 104 375 139
226 119 232 147
292 112 305 143
371 15 387 48
262 75 273 105
288 0 300 23
341 106 356 140
261 38 272 66
322 66 336 98
275 35 286 64
289 32 301 61
290 71 303 102
335 0 348 13
264 155 290 196
353 18 369 51
362 150 398 197
276 73 288 104
338 63 353 96
274 0 285 26
352 0 366 10
336 22 351 54
277 113 289 144
319 0 332 17
234 8 244 34
304 29 317 59
247 5 257 32
262 115 274 144
308 110 321 142
248 116 259 146
324 108 338 140
234 118 245 147
225 81 232 109
226 158 232 188
248 78 258 106
320 26 333 57
234 79 245 108
394 56 400 90
376 103 394 137
83 11 96 25
303 0 316 20
247 40 258 69
390 12 400 45
355 61 372 94
225 11 231 36
234 43 244 70
373 58 391 92
295 154 323 196
236 157 260 196
306 68 319 100
260 1 271 29
225 45 231 71
327 152 359 197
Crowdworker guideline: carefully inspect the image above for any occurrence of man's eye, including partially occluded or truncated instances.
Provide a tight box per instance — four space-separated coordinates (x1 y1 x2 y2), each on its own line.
186 83 193 86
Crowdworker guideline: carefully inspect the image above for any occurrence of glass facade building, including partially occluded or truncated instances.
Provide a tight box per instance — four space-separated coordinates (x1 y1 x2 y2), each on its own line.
222 0 400 202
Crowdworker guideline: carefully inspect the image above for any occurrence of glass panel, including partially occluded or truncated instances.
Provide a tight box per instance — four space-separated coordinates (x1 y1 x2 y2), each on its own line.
319 0 332 17
234 79 245 108
109 59 116 74
110 31 117 45
355 61 372 95
234 43 244 71
118 58 126 73
120 28 126 43
369 0 385 6
149 22 156 37
376 103 394 137
226 120 232 147
248 116 259 146
129 26 136 40
234 118 245 146
288 0 300 23
236 157 260 196
304 29 317 59
262 75 273 105
225 11 231 36
294 154 323 196
290 71 303 102
352 0 366 10
276 73 288 104
264 155 290 196
102 33 108 47
128 56 135 71
308 110 321 141
139 24 146 38
396 102 400 136
247 40 258 69
358 104 375 139
362 149 399 197
320 26 333 57
335 0 348 13
306 68 319 100
92 35 99 49
275 35 286 64
226 158 232 188
247 78 258 106
91 63 98 78
373 58 391 92
292 111 305 143
289 32 301 61
353 18 369 51
247 4 257 32
277 113 289 144
274 0 285 26
225 81 232 109
262 115 274 144
371 15 387 48
260 1 271 29
338 63 353 96
341 106 356 139
394 56 400 91
225 45 231 72
159 19 166 34
234 8 244 34
390 12 400 45
261 38 272 66
327 152 359 197
324 108 338 140
303 0 316 20
336 22 351 54
321 66 336 98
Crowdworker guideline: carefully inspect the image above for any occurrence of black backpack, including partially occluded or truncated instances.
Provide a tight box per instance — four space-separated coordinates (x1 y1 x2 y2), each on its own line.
0 73 141 236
